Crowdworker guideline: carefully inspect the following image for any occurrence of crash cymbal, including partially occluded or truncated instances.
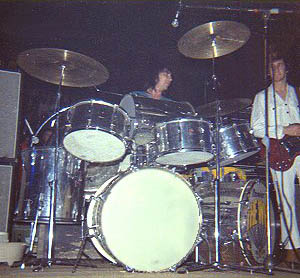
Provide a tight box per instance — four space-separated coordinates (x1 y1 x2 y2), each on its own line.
196 98 251 118
178 21 250 59
17 48 109 87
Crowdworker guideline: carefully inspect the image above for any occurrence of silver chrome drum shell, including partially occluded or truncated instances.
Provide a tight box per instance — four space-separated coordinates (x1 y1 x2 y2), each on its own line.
87 167 202 272
155 118 214 166
238 179 279 266
63 100 130 163
193 174 279 266
15 147 84 224
213 123 260 167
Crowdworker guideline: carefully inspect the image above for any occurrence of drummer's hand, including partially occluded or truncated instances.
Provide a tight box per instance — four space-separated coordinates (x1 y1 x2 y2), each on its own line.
283 123 300 137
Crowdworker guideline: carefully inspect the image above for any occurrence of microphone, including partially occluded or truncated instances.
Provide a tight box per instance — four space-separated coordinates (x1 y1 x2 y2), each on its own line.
171 0 183 28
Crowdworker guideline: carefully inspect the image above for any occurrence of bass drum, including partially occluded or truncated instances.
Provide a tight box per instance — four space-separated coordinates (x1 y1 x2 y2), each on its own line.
238 179 280 265
87 167 202 272
15 147 84 224
194 176 279 266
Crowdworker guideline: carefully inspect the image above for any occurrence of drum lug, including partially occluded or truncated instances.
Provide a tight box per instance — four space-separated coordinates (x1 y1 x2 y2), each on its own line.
169 265 177 272
99 194 107 202
194 192 202 203
125 265 135 272
88 226 101 238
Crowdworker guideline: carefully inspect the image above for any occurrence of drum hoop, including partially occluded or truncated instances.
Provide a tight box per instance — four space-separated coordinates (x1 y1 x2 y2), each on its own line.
218 122 250 132
70 99 129 120
87 174 120 263
237 178 274 266
156 118 211 128
155 149 214 161
87 167 203 271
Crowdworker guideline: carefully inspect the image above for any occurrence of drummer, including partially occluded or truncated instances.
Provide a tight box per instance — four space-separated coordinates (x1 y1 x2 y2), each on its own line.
130 67 173 101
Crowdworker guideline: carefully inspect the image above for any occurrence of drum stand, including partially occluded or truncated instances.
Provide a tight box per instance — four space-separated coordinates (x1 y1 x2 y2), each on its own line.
72 197 98 273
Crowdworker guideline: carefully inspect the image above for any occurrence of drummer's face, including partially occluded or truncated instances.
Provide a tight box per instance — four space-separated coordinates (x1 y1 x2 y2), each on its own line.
156 70 172 90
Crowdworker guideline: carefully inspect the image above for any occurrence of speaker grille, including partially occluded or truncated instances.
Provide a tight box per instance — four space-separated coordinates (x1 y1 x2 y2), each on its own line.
0 70 21 159
0 165 13 232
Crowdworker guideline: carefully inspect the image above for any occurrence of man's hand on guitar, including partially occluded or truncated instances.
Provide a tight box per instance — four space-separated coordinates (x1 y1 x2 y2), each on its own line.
283 123 300 137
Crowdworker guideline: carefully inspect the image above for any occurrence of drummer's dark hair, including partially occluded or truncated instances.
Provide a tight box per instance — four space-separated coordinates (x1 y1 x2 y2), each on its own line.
143 67 172 90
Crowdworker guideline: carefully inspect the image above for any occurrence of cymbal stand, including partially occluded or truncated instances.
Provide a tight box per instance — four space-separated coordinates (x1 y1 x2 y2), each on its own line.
45 65 66 266
178 38 224 273
211 56 222 267
179 33 274 276
30 65 65 270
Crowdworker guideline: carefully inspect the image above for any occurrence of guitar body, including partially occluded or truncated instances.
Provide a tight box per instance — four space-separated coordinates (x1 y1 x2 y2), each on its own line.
259 136 300 171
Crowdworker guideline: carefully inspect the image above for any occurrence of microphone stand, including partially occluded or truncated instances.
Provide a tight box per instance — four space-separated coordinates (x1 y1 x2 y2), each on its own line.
261 12 274 274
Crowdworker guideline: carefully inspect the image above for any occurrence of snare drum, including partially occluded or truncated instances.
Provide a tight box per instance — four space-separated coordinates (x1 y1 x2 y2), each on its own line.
213 123 259 166
63 100 130 163
155 118 214 166
87 167 202 272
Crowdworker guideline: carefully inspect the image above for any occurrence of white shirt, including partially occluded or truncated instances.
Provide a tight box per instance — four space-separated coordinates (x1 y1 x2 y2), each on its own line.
251 84 300 139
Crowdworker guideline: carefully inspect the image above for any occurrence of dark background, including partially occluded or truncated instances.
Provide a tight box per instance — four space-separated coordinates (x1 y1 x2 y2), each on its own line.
0 0 299 133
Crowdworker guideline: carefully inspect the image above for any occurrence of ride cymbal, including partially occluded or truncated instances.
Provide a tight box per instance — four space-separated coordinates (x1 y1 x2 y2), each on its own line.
196 98 252 118
178 21 250 59
17 48 109 87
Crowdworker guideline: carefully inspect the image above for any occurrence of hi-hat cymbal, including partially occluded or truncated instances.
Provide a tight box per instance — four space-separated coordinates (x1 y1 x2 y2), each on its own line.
196 98 252 118
178 21 250 59
17 48 109 87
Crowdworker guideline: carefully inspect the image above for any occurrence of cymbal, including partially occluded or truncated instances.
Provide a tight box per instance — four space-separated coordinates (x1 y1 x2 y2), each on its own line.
196 98 252 118
178 21 250 59
17 48 109 87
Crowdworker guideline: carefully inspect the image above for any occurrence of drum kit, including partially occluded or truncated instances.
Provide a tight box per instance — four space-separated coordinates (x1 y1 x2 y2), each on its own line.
15 21 279 272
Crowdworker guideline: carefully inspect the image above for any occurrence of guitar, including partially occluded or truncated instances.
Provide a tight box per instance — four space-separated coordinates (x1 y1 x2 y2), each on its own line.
259 136 300 171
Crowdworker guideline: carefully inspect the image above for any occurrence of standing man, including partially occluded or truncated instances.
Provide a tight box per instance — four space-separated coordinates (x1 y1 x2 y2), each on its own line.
251 51 300 263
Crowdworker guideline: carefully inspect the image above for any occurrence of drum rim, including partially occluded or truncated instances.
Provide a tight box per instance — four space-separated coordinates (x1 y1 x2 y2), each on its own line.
87 167 203 272
70 99 130 119
237 178 278 266
217 122 251 132
155 118 211 128
155 149 214 166
213 148 260 167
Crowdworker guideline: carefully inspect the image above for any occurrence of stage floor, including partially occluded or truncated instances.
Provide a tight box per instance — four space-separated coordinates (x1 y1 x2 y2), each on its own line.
0 259 300 278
